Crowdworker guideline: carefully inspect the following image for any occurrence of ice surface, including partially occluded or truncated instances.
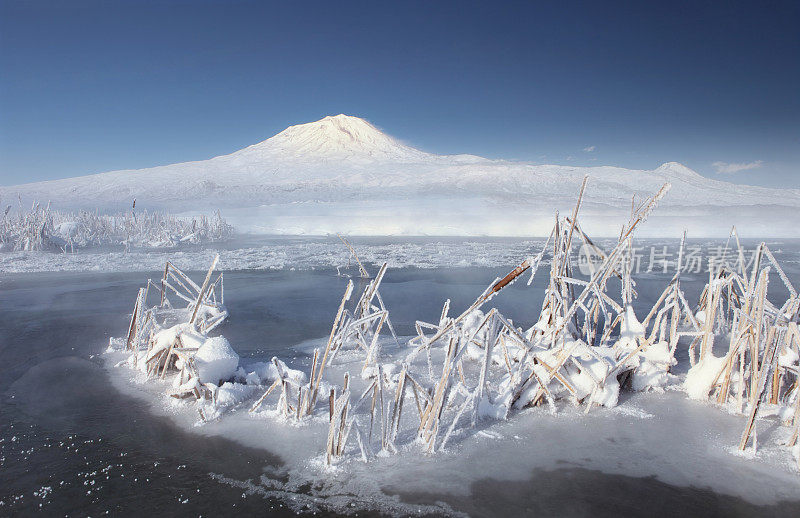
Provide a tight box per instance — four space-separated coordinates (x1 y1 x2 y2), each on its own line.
4 236 799 274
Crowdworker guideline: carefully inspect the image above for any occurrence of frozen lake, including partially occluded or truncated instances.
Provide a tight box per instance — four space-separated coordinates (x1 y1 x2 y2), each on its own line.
2 238 800 516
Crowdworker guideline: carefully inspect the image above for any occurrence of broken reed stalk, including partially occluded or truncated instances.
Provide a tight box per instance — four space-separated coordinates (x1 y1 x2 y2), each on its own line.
309 280 354 414
337 234 370 278
190 254 220 324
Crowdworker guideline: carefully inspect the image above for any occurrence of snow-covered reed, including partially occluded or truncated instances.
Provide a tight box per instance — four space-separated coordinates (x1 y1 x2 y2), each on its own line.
0 200 232 252
0 201 54 251
107 178 800 474
112 256 231 418
680 232 800 455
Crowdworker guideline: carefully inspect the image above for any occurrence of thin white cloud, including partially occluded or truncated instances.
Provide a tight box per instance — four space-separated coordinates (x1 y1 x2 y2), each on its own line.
583 145 595 152
712 160 763 174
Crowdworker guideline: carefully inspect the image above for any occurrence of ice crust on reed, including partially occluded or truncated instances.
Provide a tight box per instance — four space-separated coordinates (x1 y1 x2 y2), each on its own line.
0 199 231 252
106 178 800 486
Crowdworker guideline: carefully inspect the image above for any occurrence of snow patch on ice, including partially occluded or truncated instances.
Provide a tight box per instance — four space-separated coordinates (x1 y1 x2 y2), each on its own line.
685 354 728 400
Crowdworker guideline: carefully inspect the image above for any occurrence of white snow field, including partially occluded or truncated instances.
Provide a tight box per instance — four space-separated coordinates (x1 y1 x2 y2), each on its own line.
2 114 798 237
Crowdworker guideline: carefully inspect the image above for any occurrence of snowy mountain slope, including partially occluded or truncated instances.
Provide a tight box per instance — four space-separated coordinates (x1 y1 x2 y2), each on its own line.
2 114 798 237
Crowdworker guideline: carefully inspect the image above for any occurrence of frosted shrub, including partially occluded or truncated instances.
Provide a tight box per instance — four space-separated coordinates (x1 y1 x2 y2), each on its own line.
0 201 233 252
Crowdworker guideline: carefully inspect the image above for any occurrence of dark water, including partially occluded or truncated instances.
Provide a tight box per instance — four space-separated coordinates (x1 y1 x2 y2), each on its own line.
2 267 800 516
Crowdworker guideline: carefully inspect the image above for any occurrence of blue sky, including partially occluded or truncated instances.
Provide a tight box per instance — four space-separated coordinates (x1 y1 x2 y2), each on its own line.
1 0 798 187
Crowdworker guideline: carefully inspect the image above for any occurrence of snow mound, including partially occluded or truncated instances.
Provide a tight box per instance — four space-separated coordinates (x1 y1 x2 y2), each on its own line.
684 354 727 400
194 335 239 385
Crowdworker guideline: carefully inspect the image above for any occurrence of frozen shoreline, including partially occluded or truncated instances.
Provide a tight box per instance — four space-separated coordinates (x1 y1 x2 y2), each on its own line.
103 334 800 512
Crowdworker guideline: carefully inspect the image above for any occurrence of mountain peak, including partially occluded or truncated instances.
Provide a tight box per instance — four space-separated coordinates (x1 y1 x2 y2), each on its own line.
320 113 361 123
654 161 702 178
239 114 431 162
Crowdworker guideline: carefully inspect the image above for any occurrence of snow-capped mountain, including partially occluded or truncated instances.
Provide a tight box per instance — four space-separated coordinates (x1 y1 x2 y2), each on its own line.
2 114 798 237
238 113 435 162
